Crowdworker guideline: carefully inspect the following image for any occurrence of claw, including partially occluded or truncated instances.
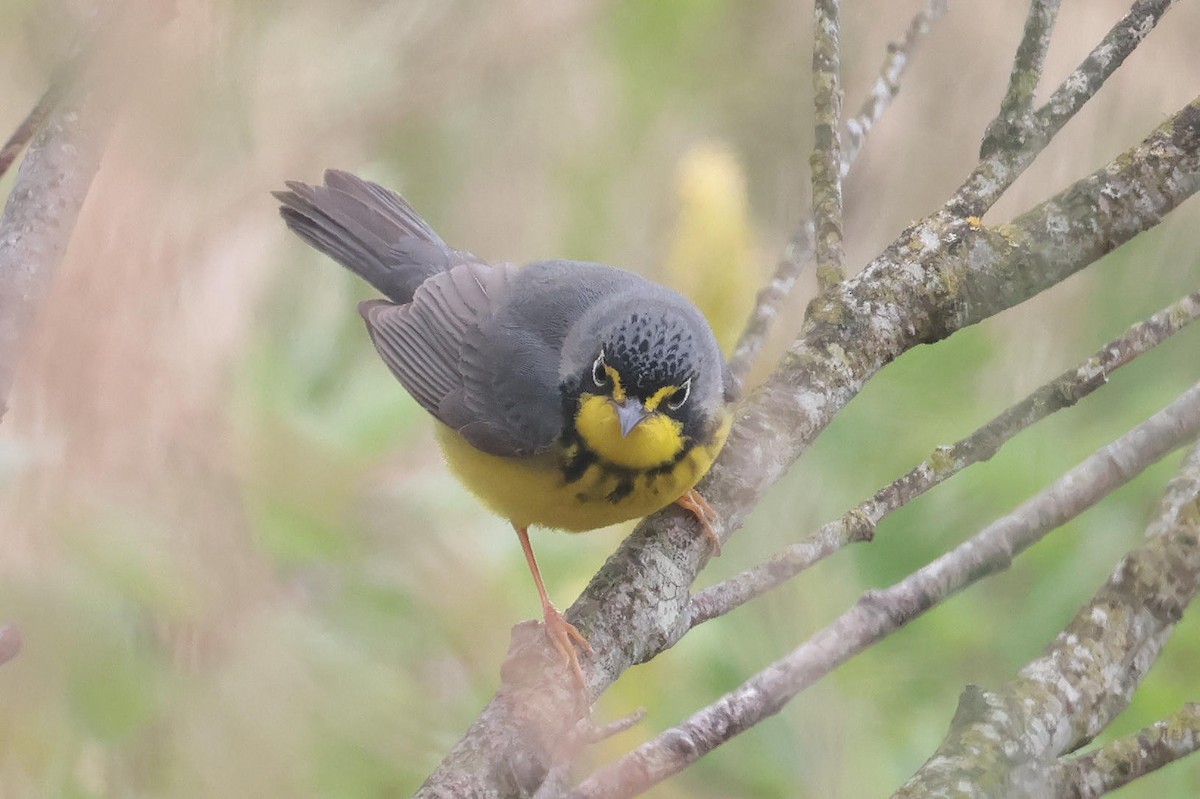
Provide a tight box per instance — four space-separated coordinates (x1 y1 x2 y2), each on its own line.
542 603 592 689
676 488 722 556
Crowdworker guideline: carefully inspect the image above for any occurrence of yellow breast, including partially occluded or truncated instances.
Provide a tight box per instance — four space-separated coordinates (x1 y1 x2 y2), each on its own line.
433 410 731 532
572 394 684 469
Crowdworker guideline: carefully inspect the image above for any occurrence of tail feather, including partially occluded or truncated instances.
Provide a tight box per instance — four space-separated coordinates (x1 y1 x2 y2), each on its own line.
275 171 460 305
322 169 445 246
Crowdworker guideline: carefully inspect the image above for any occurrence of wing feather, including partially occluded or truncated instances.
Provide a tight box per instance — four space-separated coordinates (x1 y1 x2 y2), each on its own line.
359 260 552 456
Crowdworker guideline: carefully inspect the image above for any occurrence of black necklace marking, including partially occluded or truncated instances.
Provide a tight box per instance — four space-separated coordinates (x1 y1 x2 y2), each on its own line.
558 393 699 503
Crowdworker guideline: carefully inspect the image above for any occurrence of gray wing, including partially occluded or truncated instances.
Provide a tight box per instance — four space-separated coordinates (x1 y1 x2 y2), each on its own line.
359 260 563 457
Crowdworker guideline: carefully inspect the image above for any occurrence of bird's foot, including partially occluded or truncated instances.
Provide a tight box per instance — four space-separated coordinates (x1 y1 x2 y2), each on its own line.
542 602 593 690
676 488 722 556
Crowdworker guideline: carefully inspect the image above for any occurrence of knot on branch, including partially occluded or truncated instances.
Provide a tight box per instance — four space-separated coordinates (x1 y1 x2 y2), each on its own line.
842 508 876 543
980 114 1043 159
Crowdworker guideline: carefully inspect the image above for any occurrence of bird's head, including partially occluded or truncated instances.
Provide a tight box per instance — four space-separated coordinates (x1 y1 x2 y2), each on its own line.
562 299 730 471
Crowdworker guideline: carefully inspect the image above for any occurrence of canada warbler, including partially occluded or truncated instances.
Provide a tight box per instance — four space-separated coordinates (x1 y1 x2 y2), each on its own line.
276 170 736 684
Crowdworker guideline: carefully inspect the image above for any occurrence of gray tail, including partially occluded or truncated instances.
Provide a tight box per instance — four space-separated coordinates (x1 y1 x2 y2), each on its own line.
274 169 465 305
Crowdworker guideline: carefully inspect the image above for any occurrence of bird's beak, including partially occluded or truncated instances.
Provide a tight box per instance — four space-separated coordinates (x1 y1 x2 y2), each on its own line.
612 397 652 437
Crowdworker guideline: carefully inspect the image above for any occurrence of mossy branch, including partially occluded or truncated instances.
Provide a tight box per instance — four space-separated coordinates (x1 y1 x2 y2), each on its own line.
810 0 846 293
691 289 1200 626
1053 702 1200 799
980 0 1061 158
892 442 1200 798
963 0 1178 212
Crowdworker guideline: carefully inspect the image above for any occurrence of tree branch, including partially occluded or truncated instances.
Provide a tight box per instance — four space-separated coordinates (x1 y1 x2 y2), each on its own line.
1035 0 1177 147
964 0 1177 212
1053 703 1200 799
810 0 846 292
570 384 1200 799
980 0 1061 157
730 0 946 381
841 0 949 177
893 441 1200 798
414 94 1200 799
691 288 1200 626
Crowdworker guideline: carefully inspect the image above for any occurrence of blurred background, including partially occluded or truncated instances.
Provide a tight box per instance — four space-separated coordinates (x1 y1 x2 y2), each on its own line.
1 0 1198 796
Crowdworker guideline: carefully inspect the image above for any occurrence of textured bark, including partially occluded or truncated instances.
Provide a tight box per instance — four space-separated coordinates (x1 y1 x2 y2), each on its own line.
963 0 1177 212
691 290 1200 626
1054 703 1200 799
809 0 846 292
980 0 1061 158
893 444 1200 798
414 96 1200 799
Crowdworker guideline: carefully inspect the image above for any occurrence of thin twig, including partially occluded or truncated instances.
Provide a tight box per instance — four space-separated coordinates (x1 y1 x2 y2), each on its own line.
810 0 846 293
893 443 1200 797
692 289 1200 626
727 222 815 382
957 0 1178 215
980 0 1062 157
843 0 949 176
569 382 1200 799
1035 0 1177 145
1002 0 1061 114
1054 703 1200 799
730 0 946 381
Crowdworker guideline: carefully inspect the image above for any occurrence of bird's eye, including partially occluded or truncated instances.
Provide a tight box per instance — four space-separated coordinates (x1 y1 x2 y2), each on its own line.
592 351 608 388
666 378 691 411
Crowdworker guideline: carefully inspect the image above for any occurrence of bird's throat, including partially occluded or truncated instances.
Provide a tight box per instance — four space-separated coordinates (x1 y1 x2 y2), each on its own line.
574 393 685 470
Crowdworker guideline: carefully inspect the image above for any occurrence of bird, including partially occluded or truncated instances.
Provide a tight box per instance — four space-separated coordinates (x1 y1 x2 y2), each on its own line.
274 170 737 686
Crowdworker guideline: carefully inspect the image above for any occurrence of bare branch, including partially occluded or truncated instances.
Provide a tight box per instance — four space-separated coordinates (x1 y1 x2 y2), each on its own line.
810 0 847 292
964 0 1178 212
0 7 155 418
691 289 1200 626
416 95 1200 799
1002 0 1060 112
1054 703 1200 799
1035 0 1177 145
980 0 1061 157
893 442 1200 798
842 0 949 176
727 221 814 382
731 0 948 381
572 386 1200 799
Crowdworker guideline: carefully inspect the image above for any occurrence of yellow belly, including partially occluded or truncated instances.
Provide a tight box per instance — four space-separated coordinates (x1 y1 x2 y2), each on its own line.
433 416 730 532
